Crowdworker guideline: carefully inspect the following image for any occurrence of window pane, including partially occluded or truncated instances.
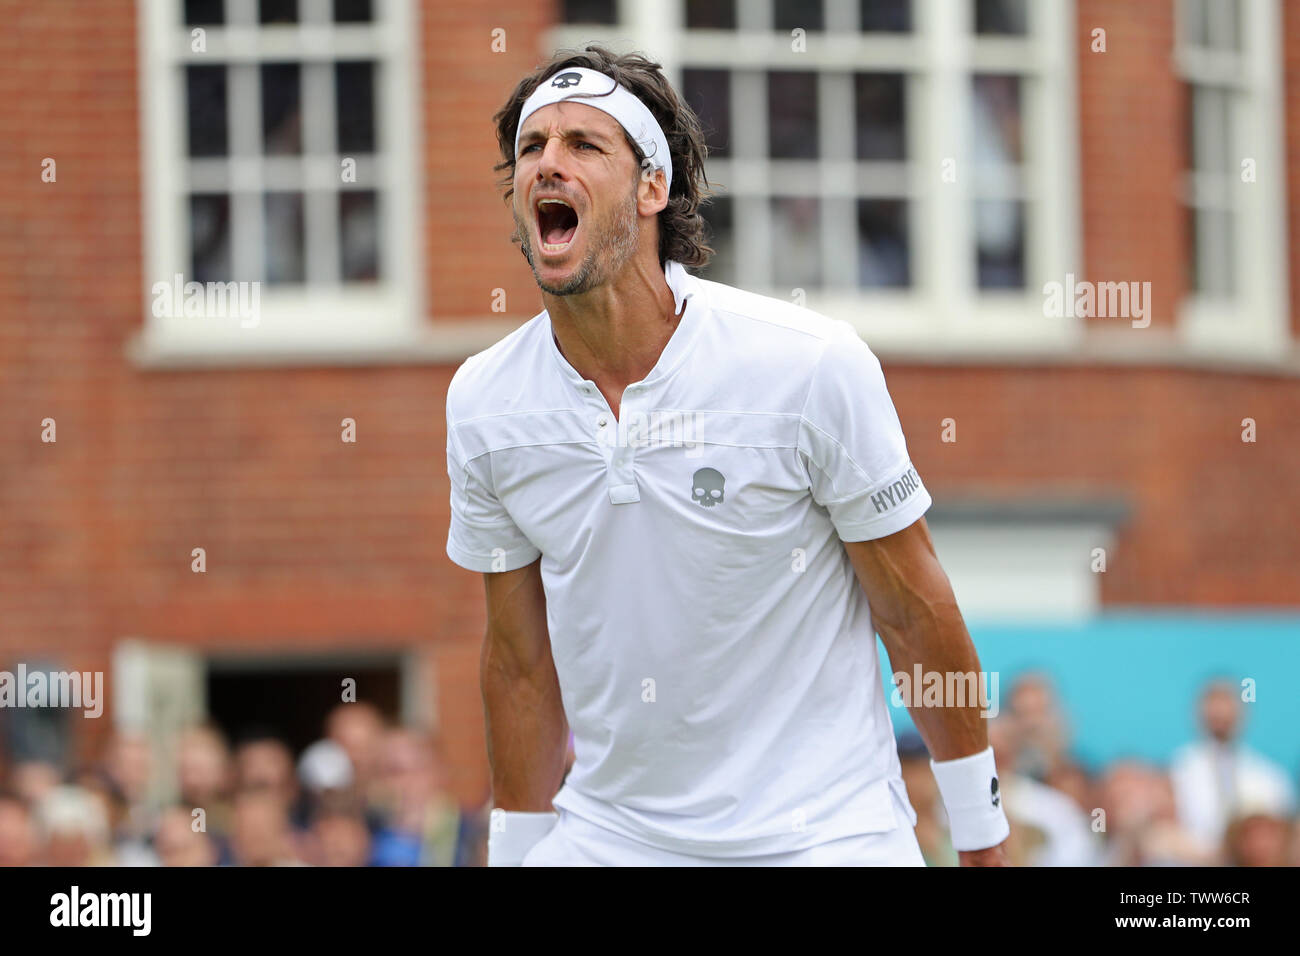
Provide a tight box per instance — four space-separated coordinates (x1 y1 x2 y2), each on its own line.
186 65 228 158
854 73 906 160
340 191 380 281
1180 0 1209 47
1205 0 1241 52
974 0 1027 35
774 0 823 32
336 62 376 154
860 0 911 32
261 63 302 155
259 0 297 24
185 0 224 25
1179 1 1244 51
767 72 818 159
699 196 734 285
971 74 1021 166
333 0 372 22
560 0 616 24
857 200 910 287
1188 85 1231 174
686 0 736 30
683 69 731 158
975 200 1024 289
190 194 231 283
1189 207 1234 296
771 196 821 288
265 192 305 283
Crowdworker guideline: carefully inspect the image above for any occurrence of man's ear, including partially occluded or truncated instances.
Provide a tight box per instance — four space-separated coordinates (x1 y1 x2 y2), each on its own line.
636 163 670 217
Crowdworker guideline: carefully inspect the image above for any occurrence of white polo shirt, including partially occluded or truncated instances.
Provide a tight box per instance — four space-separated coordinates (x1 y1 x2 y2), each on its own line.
446 259 932 857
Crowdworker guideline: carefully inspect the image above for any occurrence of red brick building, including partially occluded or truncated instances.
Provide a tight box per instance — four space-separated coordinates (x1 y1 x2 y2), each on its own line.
1 0 1297 805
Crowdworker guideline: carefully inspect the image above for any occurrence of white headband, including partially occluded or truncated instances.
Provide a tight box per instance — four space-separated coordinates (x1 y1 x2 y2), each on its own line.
514 67 673 192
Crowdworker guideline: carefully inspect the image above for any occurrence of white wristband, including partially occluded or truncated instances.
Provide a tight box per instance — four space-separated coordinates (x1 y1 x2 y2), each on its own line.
487 809 559 867
929 746 1010 852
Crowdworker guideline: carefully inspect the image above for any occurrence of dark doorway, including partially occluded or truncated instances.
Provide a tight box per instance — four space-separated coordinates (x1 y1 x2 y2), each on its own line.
206 655 401 756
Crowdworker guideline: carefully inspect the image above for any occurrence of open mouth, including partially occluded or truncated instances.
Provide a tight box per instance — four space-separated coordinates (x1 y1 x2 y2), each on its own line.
535 197 580 254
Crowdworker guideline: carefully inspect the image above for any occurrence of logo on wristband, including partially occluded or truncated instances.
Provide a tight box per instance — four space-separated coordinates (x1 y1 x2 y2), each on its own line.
991 776 1000 807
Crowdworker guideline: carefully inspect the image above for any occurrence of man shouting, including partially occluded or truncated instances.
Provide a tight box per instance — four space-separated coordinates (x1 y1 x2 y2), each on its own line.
445 46 1009 866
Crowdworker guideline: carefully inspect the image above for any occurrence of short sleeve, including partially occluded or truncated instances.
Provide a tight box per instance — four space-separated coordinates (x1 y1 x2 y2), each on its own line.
798 322 931 541
446 417 542 574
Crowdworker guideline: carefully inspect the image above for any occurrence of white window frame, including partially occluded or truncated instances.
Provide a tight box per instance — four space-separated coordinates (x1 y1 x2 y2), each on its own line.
927 519 1116 622
1175 0 1289 357
133 0 425 363
548 0 1081 353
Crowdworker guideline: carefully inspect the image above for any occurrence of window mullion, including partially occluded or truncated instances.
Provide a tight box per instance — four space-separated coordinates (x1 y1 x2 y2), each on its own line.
921 0 973 313
819 71 855 289
228 62 264 282
227 0 257 29
302 62 340 284
732 70 767 290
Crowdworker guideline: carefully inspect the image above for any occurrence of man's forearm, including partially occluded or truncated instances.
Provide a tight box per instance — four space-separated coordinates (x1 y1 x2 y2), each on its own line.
481 637 568 810
877 596 989 761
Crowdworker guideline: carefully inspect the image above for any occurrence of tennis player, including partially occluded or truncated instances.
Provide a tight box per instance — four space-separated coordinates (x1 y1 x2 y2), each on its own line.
446 46 1010 866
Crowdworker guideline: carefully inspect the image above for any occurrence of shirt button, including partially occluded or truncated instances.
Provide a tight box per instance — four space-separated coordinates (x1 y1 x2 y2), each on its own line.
597 417 608 427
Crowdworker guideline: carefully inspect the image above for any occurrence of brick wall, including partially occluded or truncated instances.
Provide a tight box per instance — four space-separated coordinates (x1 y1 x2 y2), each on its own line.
423 0 556 322
885 364 1300 607
1076 0 1187 329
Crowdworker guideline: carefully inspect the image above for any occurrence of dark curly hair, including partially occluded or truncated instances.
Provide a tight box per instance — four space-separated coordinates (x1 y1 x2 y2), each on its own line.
492 45 714 269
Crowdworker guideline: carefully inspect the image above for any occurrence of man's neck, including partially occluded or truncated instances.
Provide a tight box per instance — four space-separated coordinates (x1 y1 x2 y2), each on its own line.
545 254 683 415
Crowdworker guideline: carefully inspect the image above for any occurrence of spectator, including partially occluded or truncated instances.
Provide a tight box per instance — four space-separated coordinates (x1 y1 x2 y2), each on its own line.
308 808 372 867
235 734 304 827
73 765 155 866
1170 680 1296 855
1007 673 1071 782
0 794 37 866
1096 760 1210 866
153 806 218 867
988 715 1098 866
229 790 304 866
11 759 60 808
34 785 114 866
1287 816 1300 867
1223 808 1291 867
103 731 156 842
369 728 473 866
176 724 235 838
325 702 386 811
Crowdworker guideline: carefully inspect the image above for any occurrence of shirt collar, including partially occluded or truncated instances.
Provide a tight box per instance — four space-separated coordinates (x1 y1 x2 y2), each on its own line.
546 259 705 390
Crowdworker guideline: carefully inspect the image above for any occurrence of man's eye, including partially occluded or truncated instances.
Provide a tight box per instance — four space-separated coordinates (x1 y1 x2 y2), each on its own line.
520 144 540 155
577 142 597 150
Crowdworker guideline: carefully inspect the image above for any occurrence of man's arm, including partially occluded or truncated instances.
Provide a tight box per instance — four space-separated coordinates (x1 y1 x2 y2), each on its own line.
481 558 568 811
843 516 1009 866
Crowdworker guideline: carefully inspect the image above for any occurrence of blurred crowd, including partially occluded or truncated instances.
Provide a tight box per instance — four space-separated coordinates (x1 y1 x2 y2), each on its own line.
899 675 1299 866
0 703 490 866
0 678 1295 866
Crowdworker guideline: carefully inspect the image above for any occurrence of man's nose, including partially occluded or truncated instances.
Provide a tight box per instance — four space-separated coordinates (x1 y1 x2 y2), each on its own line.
535 137 568 180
